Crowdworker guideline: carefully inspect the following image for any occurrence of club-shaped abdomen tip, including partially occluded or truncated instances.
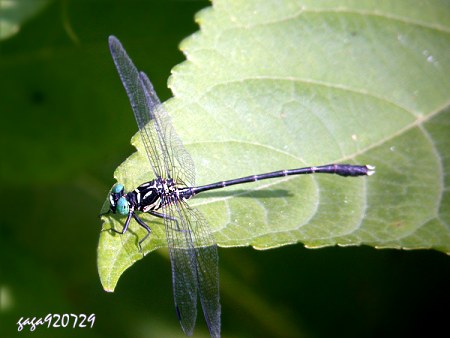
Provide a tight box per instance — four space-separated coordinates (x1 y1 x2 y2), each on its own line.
366 165 376 176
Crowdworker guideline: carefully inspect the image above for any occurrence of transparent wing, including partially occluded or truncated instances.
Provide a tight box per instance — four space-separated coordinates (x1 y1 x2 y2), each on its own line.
189 209 221 338
108 36 195 186
162 196 220 338
139 72 195 186
109 36 163 178
109 36 218 336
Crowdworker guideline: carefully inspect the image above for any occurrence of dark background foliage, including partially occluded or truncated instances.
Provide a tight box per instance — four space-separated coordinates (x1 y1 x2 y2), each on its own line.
1 1 449 337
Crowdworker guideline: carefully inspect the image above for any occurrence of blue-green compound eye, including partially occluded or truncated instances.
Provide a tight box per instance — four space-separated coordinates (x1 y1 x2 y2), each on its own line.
116 197 129 215
112 183 124 194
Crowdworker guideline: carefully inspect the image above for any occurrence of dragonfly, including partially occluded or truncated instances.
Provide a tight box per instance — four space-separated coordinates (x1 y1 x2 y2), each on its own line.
103 35 375 338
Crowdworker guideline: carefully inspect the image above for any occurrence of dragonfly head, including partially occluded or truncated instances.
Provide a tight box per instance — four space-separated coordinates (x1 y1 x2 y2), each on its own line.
109 183 129 215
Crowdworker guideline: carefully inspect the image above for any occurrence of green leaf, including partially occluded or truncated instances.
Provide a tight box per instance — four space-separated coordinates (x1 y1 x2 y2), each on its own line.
99 0 450 291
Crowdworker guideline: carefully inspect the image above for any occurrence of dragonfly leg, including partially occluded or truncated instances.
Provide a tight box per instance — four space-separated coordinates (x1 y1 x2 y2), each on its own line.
109 209 133 235
149 211 187 233
98 209 111 218
133 213 152 251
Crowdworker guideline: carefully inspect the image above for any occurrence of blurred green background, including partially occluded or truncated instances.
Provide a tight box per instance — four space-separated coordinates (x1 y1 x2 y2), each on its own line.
1 1 449 337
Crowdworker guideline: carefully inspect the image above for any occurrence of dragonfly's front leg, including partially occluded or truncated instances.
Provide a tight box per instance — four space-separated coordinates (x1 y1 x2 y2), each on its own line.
133 213 152 251
109 208 134 236
149 211 186 234
110 209 152 252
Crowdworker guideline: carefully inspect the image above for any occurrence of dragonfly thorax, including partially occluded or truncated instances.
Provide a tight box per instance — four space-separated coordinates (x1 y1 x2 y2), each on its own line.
108 179 191 216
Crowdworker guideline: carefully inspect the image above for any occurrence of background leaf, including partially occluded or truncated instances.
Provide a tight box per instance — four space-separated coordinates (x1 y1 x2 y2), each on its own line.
0 0 49 40
2 1 449 338
99 0 450 291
